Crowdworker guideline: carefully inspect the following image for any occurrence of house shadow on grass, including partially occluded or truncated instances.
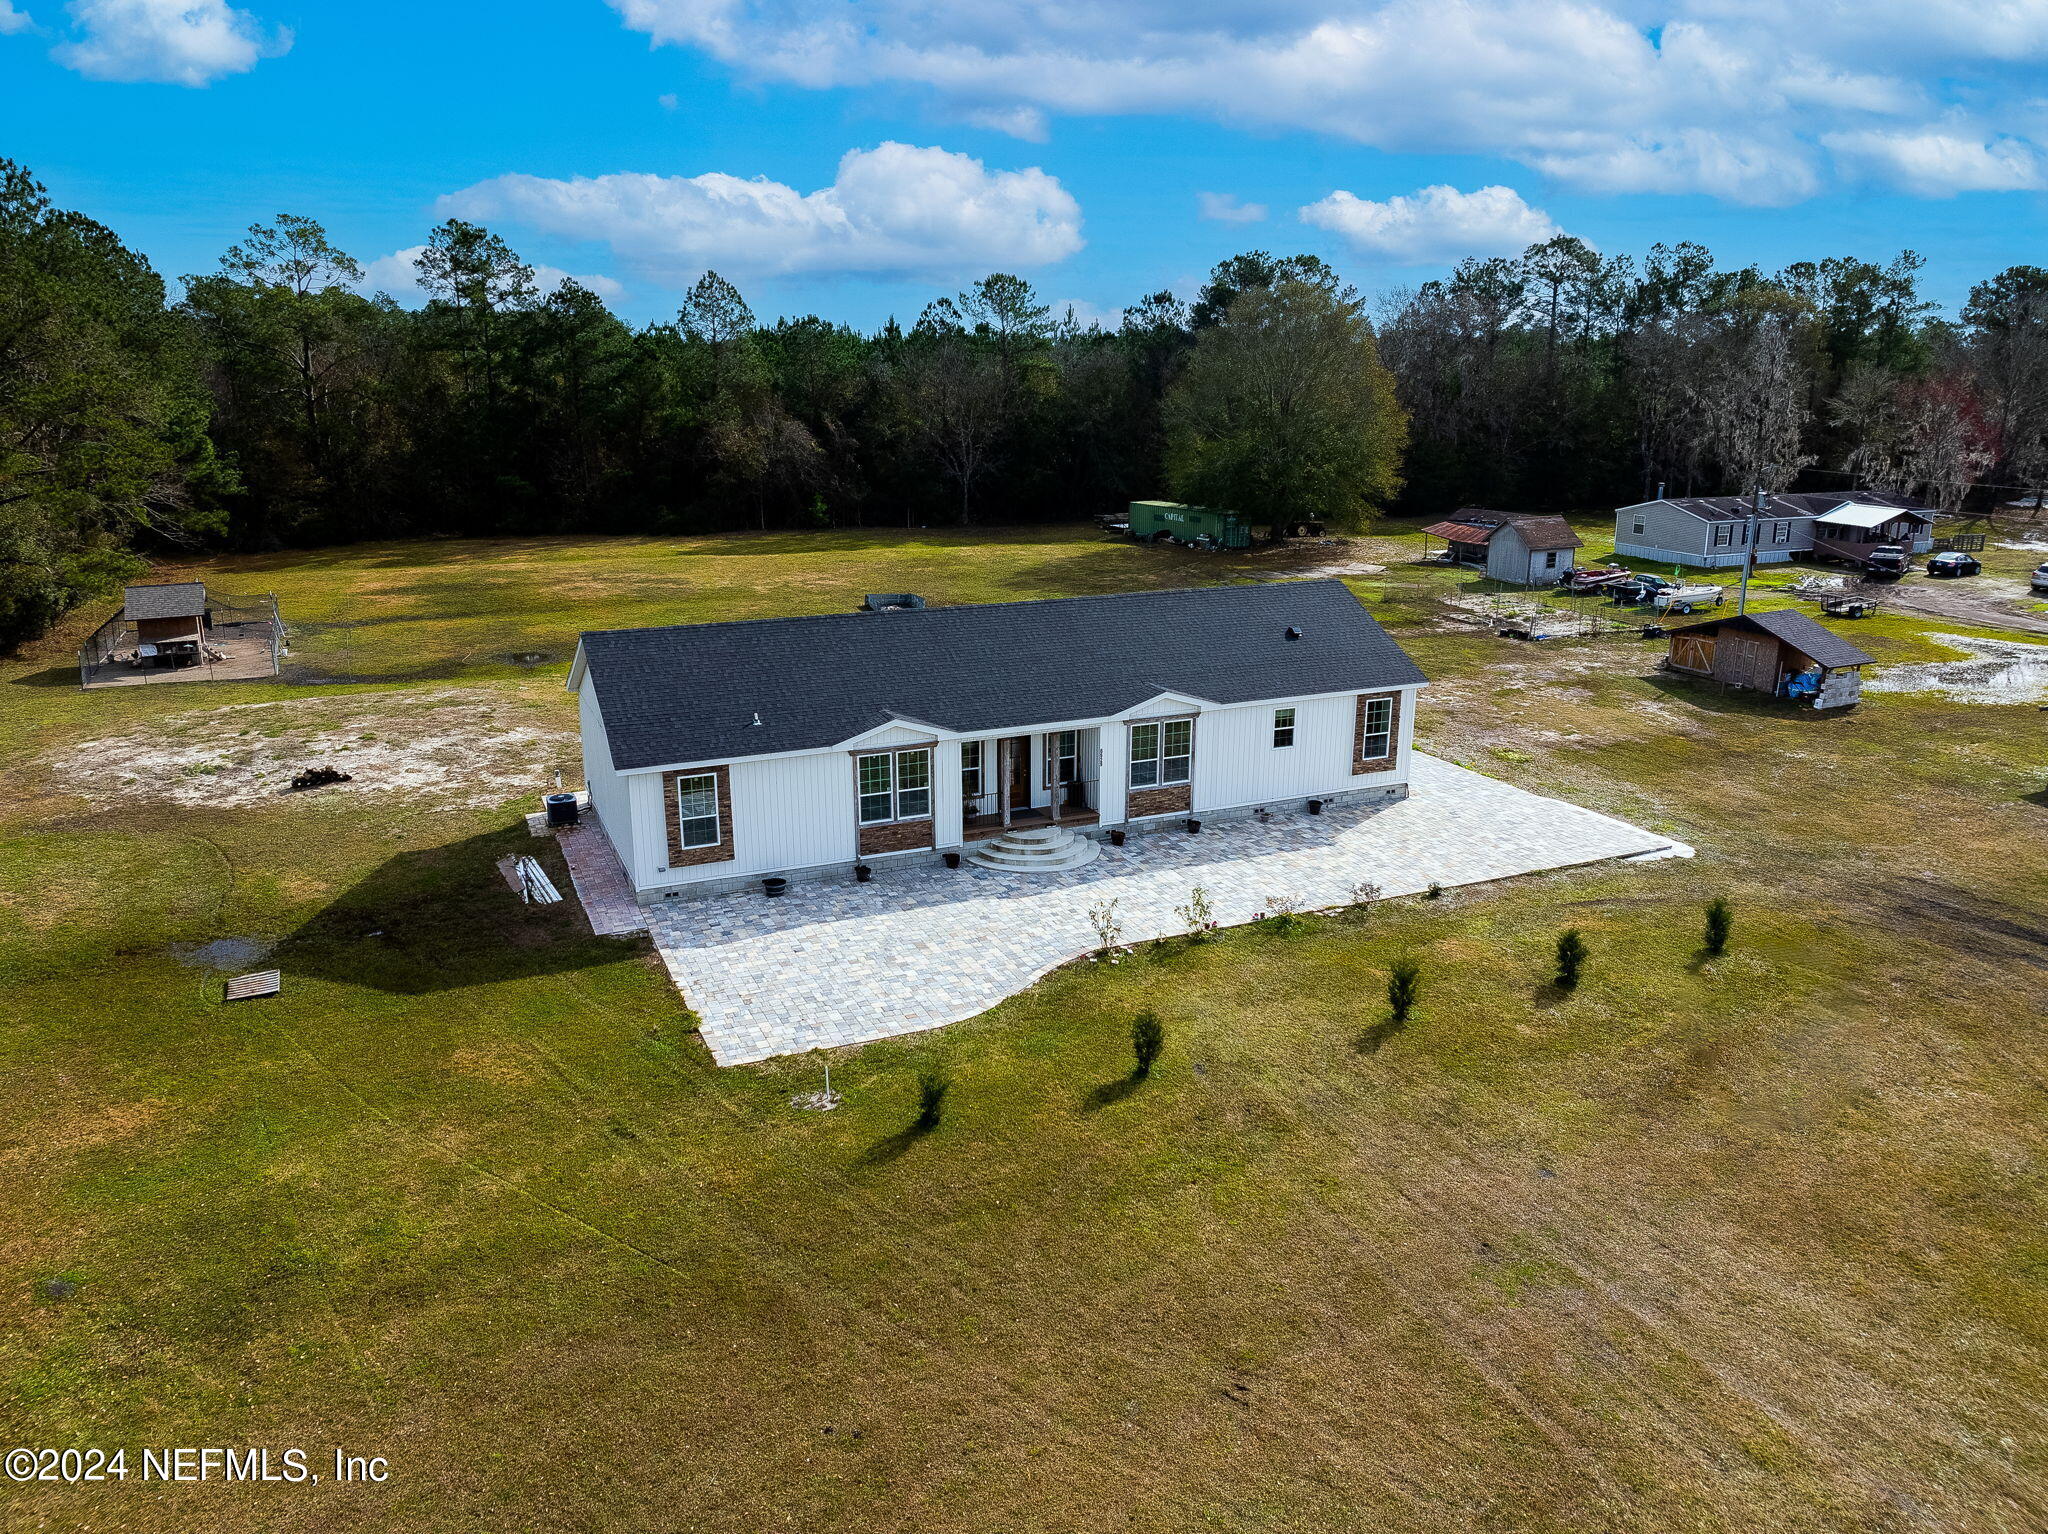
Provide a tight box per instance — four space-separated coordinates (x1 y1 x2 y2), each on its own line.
274 828 637 994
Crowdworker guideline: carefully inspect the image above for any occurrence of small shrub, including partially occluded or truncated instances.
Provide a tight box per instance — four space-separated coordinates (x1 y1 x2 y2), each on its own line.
1425 882 1444 900
913 1070 949 1131
1086 898 1126 961
1262 894 1302 933
1387 958 1421 1023
1175 885 1218 942
1554 928 1588 991
1131 1011 1165 1077
1704 897 1733 956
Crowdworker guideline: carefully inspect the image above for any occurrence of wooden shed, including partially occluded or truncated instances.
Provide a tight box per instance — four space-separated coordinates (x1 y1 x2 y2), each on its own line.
1663 608 1875 709
124 582 209 654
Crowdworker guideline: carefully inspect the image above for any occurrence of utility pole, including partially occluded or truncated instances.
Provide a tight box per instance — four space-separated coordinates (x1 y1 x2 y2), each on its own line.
1738 479 1764 614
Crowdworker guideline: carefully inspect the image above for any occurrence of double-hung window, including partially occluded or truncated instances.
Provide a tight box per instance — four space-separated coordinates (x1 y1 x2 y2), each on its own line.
1272 707 1296 749
1712 522 1733 547
1631 515 1646 536
675 773 721 848
857 748 933 824
1358 697 1394 761
1048 730 1079 784
1129 719 1192 787
1772 519 1791 545
960 741 984 800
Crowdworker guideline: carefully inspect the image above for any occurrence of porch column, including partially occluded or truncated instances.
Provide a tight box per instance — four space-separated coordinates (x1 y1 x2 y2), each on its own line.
1047 734 1062 826
999 737 1013 828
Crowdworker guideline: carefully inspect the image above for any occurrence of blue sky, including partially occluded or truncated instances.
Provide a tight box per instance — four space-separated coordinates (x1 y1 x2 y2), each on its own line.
5 0 2047 327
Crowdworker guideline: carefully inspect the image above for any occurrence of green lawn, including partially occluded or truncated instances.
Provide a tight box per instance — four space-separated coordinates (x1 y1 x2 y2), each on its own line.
2 523 2045 1532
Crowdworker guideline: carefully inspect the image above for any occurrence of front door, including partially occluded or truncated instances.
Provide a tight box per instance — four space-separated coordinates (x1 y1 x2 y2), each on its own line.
1004 736 1033 808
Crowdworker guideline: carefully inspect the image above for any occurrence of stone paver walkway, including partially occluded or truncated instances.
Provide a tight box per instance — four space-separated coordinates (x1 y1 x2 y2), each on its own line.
644 754 1693 1066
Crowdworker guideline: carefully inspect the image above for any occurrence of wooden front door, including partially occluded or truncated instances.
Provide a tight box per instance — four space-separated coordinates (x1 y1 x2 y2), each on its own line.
1004 736 1033 805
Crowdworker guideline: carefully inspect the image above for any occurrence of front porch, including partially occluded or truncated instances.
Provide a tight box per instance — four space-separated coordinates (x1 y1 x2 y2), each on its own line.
962 804 1101 842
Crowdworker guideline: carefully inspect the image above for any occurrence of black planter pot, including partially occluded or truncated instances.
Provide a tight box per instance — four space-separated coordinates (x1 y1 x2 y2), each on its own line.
1307 798 1324 815
1108 829 1127 847
763 877 788 897
1185 818 1203 834
854 864 873 883
943 851 961 869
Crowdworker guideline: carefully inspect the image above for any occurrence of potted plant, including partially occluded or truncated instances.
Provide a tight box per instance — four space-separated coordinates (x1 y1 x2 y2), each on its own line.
854 863 872 883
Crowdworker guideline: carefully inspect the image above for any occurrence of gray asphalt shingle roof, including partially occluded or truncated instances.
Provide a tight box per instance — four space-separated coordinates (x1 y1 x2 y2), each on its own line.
123 582 207 621
580 580 1428 772
1633 491 1931 524
1666 607 1876 669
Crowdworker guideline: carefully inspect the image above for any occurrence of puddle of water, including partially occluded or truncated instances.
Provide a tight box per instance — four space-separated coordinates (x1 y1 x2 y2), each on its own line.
1867 633 2048 703
169 936 274 970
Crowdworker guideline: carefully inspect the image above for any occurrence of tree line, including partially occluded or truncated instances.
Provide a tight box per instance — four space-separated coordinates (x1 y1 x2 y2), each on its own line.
6 153 2047 647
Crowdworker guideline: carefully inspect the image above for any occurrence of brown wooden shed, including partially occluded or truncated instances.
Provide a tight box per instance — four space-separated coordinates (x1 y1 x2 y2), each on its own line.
1663 608 1875 709
123 582 208 647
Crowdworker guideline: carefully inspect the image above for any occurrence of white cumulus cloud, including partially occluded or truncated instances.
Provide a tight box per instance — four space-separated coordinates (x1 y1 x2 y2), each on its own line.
1822 128 2044 196
54 0 289 85
0 3 32 36
606 0 2048 204
1197 191 1267 224
439 142 1083 282
1301 183 1558 262
359 248 625 306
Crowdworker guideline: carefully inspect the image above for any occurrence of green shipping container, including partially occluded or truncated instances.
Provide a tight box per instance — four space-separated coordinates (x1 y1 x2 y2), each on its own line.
1126 500 1254 549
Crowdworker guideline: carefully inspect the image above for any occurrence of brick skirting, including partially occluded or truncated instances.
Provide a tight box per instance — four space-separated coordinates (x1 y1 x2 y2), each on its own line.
1126 782 1192 818
662 765 734 868
858 818 934 856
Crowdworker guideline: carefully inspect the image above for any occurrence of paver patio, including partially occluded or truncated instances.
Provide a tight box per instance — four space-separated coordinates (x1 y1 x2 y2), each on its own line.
642 754 1693 1066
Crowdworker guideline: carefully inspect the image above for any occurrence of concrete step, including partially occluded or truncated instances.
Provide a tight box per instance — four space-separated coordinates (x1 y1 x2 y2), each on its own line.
967 824 1101 873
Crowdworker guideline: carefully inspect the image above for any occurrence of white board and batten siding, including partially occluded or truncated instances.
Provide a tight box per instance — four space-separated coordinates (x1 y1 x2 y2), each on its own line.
576 672 635 878
1189 689 1415 811
626 748 855 892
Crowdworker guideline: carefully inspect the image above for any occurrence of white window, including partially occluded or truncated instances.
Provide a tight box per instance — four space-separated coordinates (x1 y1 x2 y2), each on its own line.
1272 707 1296 748
1129 718 1192 787
1631 515 1646 536
960 740 984 799
856 748 933 824
1772 520 1792 545
675 773 721 848
1048 729 1079 784
1359 697 1394 761
1712 523 1733 547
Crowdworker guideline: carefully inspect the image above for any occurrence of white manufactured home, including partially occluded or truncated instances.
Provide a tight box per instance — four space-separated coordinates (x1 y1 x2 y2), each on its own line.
1612 491 1936 569
568 581 1428 898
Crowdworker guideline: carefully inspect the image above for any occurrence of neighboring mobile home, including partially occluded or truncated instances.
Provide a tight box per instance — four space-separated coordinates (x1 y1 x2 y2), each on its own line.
1662 608 1875 708
1420 512 1583 585
569 581 1428 898
1613 491 1936 569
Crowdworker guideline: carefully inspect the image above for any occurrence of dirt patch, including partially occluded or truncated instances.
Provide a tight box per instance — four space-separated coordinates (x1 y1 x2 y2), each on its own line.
1866 633 2048 704
1880 577 2048 636
41 689 576 809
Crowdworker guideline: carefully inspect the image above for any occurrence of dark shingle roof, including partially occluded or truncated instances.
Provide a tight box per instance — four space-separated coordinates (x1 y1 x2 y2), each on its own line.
580 580 1428 771
123 582 207 621
1636 490 1931 524
1666 608 1875 669
1502 516 1584 551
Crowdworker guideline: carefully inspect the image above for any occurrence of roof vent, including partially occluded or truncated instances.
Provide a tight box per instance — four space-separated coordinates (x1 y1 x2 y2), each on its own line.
861 593 925 612
749 712 763 727
1285 625 1304 641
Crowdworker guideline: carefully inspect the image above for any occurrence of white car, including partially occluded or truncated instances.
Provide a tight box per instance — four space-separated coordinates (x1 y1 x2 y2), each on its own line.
2033 562 2048 594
